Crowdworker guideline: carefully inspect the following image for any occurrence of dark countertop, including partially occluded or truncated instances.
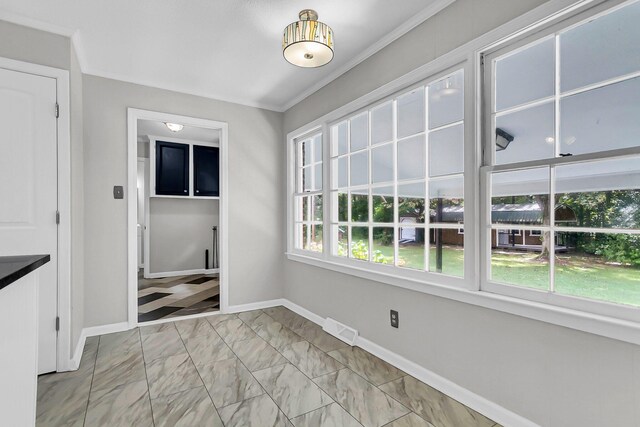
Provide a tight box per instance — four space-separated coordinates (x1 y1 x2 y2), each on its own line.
0 255 51 291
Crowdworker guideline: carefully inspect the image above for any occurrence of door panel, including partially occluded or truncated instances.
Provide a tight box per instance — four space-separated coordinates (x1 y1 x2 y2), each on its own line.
0 67 58 374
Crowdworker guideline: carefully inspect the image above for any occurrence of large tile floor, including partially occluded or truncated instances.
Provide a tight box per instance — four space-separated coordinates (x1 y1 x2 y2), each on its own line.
37 306 499 427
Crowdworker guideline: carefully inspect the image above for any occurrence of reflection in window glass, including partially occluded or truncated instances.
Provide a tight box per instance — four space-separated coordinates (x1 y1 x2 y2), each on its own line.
399 182 426 224
334 225 348 257
560 1 640 92
333 192 347 222
495 37 555 111
312 195 323 221
313 134 322 162
397 135 425 181
350 113 368 152
397 88 425 139
429 123 464 177
495 102 555 164
372 143 394 183
303 139 312 166
314 164 322 191
491 231 549 289
332 121 348 156
371 102 393 145
302 224 323 252
332 157 348 189
429 70 464 128
491 167 549 226
350 151 368 186
398 228 425 270
372 227 394 264
429 228 464 276
560 77 640 156
555 232 640 306
350 226 369 260
429 177 464 224
351 191 368 223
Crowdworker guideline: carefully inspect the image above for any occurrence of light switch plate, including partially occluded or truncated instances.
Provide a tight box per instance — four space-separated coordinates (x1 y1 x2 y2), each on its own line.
113 185 124 199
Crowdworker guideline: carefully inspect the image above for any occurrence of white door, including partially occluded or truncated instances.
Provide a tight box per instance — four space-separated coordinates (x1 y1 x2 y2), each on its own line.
0 67 58 374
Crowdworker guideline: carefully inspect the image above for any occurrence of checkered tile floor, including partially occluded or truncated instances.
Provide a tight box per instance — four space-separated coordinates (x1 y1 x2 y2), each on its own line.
138 274 220 322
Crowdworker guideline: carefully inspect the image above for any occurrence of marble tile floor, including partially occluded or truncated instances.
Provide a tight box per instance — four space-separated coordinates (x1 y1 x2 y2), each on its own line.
138 274 220 322
37 306 500 427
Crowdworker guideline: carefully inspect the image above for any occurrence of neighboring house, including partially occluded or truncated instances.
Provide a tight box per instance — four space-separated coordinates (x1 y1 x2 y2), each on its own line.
401 203 578 250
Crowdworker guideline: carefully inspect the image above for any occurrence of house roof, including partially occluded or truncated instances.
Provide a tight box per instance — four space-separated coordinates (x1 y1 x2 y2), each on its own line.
421 203 578 224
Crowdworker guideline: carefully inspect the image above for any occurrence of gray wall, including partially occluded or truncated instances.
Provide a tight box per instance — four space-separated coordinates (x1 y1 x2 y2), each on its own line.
149 199 218 274
0 20 84 357
282 1 640 425
0 20 70 70
83 74 285 327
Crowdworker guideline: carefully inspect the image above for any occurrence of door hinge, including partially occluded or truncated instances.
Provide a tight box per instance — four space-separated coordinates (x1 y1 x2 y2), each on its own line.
56 211 60 224
55 103 59 118
55 316 60 331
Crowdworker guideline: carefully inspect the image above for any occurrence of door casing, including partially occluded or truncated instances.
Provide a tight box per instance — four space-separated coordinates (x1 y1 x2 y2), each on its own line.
0 56 72 372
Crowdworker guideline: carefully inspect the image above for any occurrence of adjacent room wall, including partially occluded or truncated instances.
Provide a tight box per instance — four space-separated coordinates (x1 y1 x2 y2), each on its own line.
282 1 640 426
0 20 85 359
148 199 219 274
82 74 285 327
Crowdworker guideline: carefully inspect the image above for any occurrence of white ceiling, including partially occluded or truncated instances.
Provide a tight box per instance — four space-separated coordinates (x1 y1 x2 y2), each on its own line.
137 119 220 144
0 0 452 111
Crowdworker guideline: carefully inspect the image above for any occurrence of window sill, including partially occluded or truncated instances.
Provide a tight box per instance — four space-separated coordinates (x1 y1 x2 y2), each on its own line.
285 252 640 346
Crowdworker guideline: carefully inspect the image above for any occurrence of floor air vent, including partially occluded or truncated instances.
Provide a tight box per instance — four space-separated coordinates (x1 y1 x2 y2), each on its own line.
323 317 358 345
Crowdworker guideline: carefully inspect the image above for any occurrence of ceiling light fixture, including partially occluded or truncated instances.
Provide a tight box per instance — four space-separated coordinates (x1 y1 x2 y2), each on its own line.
283 9 334 68
164 122 184 132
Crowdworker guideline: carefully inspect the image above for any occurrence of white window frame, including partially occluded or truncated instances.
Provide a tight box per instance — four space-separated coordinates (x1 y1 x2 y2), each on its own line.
481 0 640 324
286 0 640 345
290 130 325 257
326 71 465 279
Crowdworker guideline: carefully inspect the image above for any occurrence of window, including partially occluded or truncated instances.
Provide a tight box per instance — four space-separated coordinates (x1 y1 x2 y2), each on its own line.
485 1 640 309
287 0 640 343
293 133 323 253
329 70 464 277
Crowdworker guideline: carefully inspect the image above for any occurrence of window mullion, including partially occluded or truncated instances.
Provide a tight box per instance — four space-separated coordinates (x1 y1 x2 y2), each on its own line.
392 99 399 267
424 84 431 273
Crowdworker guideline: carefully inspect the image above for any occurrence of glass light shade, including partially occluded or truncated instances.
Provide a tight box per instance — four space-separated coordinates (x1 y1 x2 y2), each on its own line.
283 17 334 67
165 122 184 132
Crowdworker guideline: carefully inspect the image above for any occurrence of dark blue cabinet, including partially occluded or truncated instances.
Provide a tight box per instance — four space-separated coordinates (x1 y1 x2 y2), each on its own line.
193 145 220 197
156 141 189 196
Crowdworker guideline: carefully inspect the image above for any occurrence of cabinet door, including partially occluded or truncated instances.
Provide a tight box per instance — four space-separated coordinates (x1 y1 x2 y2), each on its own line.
193 145 219 196
156 141 189 196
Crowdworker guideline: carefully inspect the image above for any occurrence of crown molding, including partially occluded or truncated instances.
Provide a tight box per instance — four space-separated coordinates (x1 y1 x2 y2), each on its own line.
0 8 75 36
0 1 456 113
279 0 455 112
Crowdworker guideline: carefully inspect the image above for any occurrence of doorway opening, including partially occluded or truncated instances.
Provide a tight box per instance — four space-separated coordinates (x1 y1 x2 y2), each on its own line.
127 109 228 326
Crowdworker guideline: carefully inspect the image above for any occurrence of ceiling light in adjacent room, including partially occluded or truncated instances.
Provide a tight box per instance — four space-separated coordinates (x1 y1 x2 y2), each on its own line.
283 9 334 68
165 122 184 132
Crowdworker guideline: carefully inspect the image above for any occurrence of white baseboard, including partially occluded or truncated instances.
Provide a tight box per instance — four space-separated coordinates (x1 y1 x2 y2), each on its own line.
69 332 87 370
226 298 286 313
66 321 129 371
281 299 538 427
145 268 219 279
281 300 325 325
83 321 130 338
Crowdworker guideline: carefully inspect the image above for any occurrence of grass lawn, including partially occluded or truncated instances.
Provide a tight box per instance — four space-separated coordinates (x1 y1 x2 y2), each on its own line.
359 239 640 306
492 250 640 306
